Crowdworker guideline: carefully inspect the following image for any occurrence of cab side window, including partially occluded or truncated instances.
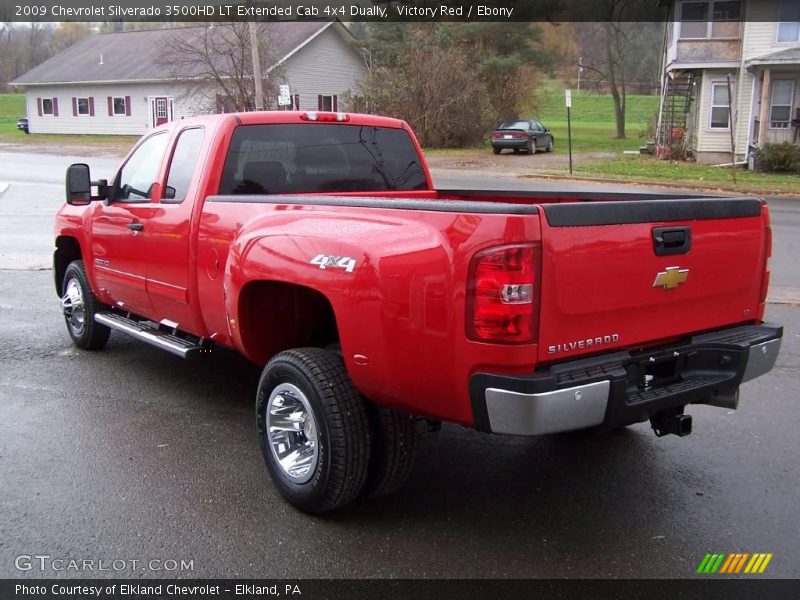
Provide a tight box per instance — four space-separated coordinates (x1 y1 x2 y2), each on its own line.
112 133 168 202
164 128 205 203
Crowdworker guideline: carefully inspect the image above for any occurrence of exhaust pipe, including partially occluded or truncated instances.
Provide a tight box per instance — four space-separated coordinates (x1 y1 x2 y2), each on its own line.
650 407 692 437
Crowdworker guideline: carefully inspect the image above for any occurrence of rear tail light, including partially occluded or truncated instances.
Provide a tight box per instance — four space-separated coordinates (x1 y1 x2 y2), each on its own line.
760 223 772 304
491 132 527 139
300 111 350 122
467 243 540 344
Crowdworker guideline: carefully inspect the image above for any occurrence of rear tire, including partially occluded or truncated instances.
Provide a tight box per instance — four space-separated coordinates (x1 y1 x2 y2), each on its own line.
529 139 537 154
256 348 370 513
360 404 417 499
492 146 501 155
61 260 110 350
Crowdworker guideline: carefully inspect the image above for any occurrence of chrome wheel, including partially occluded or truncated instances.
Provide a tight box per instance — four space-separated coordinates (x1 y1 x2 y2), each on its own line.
61 278 86 335
266 382 319 484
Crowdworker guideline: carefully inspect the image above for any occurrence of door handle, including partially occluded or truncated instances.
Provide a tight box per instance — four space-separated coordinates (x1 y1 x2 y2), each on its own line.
127 222 144 232
652 226 691 256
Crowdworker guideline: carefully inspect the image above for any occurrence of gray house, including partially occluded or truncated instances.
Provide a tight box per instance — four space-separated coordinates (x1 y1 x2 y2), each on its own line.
11 22 367 135
657 0 800 164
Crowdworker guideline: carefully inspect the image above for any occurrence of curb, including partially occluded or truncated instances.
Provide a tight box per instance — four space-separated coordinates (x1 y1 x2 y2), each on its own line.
768 286 800 306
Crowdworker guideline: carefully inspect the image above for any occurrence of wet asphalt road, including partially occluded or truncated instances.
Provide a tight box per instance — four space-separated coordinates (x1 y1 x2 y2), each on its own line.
0 151 799 579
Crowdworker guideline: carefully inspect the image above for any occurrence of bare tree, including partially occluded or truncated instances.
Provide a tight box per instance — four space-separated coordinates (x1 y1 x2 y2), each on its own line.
49 22 91 54
576 2 663 139
159 23 282 112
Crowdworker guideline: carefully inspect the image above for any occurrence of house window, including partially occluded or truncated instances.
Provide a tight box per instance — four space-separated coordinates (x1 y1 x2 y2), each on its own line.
113 97 127 116
777 0 800 43
709 83 730 129
680 1 741 39
319 95 333 111
769 80 795 129
77 98 90 116
42 98 55 116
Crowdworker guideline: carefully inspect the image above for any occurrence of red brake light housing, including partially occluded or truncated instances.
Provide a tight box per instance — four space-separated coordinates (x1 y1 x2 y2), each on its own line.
300 111 350 122
467 243 541 344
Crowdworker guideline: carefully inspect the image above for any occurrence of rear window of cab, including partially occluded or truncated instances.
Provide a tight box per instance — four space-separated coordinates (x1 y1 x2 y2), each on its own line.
219 123 428 195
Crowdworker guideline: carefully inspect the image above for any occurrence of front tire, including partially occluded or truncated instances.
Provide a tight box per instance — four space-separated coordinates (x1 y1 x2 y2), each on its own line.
256 348 370 513
61 260 110 350
546 137 554 152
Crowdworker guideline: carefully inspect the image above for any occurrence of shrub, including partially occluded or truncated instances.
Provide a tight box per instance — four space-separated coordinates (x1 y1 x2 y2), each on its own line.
755 142 800 173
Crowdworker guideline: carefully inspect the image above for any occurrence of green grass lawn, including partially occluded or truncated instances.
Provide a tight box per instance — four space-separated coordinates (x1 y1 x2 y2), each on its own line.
0 93 25 135
533 89 660 154
575 155 800 195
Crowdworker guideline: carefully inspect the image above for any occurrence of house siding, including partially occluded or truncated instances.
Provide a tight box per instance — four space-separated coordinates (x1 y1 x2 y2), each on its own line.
743 0 784 60
280 26 366 111
24 82 210 135
696 71 737 154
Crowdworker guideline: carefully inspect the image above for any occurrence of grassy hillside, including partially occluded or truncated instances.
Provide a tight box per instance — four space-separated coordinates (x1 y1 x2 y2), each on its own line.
530 89 661 153
0 94 25 134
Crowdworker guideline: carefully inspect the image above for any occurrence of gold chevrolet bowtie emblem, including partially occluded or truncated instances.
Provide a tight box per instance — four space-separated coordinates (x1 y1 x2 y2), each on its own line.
653 266 689 289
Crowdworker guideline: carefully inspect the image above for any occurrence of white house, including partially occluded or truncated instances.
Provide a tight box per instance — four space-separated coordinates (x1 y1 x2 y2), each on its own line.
11 22 367 135
657 0 800 164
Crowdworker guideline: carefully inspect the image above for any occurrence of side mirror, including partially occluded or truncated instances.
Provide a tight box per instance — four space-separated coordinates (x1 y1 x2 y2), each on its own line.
164 185 177 200
66 163 91 205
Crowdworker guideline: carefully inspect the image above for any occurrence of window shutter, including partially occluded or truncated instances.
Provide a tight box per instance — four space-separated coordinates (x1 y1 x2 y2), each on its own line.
72 97 77 116
53 98 59 116
216 94 222 113
293 94 300 110
318 95 323 110
37 98 43 116
333 95 338 112
89 97 95 116
107 96 113 116
125 96 131 116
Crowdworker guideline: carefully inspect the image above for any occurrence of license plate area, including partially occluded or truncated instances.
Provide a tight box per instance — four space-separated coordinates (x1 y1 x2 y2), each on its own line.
633 354 680 390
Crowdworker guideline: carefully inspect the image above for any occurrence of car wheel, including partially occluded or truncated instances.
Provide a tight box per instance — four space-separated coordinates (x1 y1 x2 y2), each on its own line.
546 137 554 152
256 348 370 513
61 260 111 350
360 403 417 499
529 139 537 154
492 146 501 155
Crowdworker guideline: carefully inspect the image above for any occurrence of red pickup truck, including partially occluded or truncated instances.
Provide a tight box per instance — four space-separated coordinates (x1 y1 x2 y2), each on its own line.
56 111 782 512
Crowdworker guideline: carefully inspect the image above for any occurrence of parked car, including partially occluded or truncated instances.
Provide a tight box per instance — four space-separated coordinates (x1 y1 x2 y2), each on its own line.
55 110 781 513
490 119 553 154
17 118 29 134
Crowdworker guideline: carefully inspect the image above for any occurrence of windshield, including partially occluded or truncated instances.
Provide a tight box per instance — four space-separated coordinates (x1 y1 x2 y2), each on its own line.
219 123 428 195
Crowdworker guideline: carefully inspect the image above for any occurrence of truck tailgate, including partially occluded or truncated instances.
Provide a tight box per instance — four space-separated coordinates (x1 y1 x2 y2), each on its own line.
537 198 768 362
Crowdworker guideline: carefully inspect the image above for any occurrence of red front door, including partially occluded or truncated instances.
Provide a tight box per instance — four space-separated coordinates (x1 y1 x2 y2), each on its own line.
155 97 169 126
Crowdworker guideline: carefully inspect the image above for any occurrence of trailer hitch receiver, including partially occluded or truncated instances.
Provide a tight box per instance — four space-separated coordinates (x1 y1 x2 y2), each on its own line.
650 407 692 437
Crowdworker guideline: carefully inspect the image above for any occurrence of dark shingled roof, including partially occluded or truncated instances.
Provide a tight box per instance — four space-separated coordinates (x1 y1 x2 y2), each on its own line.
12 22 334 85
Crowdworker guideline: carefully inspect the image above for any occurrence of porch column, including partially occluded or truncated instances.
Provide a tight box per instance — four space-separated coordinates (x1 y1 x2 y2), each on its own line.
757 68 771 147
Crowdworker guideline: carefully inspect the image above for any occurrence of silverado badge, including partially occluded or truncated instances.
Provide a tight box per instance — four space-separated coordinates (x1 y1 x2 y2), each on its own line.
653 266 689 289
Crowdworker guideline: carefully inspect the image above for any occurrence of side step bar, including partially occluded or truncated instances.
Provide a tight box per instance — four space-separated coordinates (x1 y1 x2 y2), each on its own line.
95 312 207 359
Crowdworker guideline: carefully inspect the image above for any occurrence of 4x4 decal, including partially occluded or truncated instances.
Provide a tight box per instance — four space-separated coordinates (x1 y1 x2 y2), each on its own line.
310 254 357 273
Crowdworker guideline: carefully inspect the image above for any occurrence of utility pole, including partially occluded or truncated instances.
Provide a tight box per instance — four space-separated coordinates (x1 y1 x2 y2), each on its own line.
249 21 264 111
